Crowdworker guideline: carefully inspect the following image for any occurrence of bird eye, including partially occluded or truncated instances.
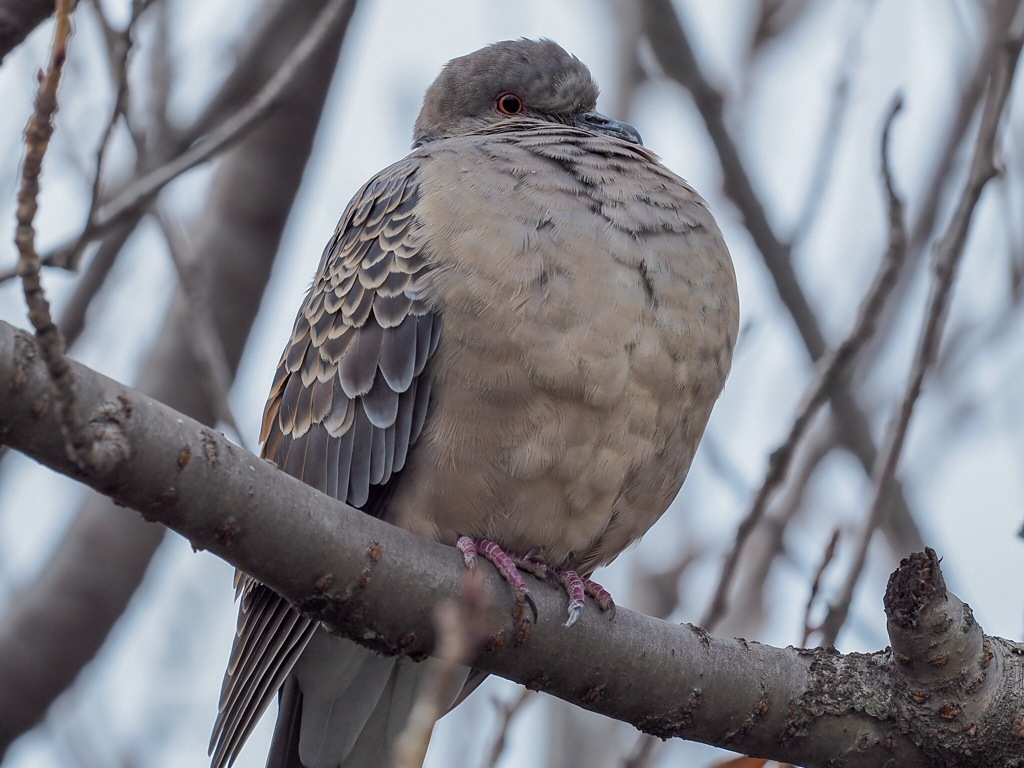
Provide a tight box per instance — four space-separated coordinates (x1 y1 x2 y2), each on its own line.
495 92 524 115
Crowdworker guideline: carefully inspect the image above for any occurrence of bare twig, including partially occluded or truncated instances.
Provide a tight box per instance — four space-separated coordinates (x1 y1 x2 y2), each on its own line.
61 0 357 258
482 689 534 768
642 0 925 558
791 0 873 242
818 15 1024 647
906 0 1019 261
715 415 836 640
802 528 840 647
702 98 908 630
13 0 92 466
854 0 1020 393
65 0 144 272
0 0 357 285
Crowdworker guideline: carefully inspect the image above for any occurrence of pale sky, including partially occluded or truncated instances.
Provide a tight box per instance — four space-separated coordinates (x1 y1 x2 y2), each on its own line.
1 1 1022 766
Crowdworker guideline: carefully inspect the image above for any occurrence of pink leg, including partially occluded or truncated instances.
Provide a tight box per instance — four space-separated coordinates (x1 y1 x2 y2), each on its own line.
456 537 616 627
457 536 538 621
583 577 615 613
554 570 616 627
556 569 586 627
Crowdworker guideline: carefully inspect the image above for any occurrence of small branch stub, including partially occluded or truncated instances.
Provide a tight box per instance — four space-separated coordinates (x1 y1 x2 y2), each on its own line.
883 548 1024 767
885 547 983 685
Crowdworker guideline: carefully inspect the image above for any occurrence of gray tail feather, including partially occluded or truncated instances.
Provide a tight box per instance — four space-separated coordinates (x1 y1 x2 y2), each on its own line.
267 628 470 768
266 678 305 768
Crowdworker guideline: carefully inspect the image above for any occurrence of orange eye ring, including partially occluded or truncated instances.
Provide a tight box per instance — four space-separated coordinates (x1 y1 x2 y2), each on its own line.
495 92 524 115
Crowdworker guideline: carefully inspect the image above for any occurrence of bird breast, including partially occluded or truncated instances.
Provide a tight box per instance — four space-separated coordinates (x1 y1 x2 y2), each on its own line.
386 128 738 573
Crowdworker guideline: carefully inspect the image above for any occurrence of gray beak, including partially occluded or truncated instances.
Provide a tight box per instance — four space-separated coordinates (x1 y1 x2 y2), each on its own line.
577 111 643 146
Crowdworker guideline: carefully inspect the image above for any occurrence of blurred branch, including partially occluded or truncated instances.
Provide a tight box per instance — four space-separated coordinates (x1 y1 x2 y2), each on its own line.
3 321 1024 767
801 528 840 646
482 689 534 768
818 12 1024 647
715 413 836 641
609 0 645 121
61 0 357 258
0 0 359 746
0 0 358 282
907 0 1019 259
71 0 144 273
146 0 170 146
621 734 661 768
0 0 53 63
392 570 490 768
702 98 908 630
154 205 242 440
857 0 1021 391
749 0 814 54
641 0 925 558
55 219 138 344
186 0 291 139
791 0 873 242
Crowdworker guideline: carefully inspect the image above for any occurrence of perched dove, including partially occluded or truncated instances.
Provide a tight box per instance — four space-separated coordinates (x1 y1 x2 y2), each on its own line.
210 38 738 768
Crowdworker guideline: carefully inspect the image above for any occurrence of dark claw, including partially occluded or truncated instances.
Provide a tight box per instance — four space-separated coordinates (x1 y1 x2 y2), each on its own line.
523 590 539 623
459 536 539 622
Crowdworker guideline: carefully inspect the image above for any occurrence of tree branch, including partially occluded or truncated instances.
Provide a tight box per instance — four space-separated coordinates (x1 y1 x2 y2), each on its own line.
14 0 91 467
59 0 358 259
702 97 908 630
2 319 1023 768
818 11 1024 646
641 0 926 558
0 0 360 747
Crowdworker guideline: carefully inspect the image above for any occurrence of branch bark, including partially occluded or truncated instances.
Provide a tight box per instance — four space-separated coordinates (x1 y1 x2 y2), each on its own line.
2 320 1022 768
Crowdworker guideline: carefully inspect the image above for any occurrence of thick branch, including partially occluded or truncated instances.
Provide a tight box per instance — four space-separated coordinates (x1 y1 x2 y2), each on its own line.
2 320 1023 768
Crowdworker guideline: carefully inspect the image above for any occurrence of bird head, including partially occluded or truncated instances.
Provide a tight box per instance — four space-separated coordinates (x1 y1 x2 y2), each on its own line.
412 38 642 147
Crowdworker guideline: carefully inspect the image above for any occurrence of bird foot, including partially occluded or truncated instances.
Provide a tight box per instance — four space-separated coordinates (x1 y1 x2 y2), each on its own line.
457 536 539 622
455 537 615 627
553 569 615 627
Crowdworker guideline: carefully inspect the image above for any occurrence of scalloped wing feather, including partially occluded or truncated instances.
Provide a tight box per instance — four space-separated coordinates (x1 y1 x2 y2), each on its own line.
210 158 439 768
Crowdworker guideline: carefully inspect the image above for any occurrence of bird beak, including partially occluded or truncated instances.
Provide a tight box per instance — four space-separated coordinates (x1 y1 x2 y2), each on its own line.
576 111 643 146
